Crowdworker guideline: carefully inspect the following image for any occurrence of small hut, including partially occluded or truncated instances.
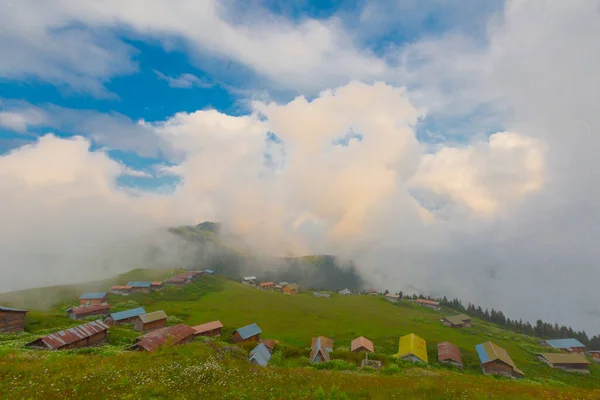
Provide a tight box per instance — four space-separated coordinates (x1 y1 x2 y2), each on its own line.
134 310 168 332
259 282 275 290
385 293 400 303
415 299 441 311
249 343 272 367
150 282 164 291
441 314 472 328
282 283 300 294
232 323 262 343
105 307 146 326
192 320 223 337
67 304 111 320
351 336 374 353
542 338 586 354
26 320 109 350
79 292 108 306
310 336 332 363
395 333 428 364
475 341 523 378
129 324 195 352
110 285 133 295
438 342 463 368
127 282 153 293
537 353 590 373
0 306 28 333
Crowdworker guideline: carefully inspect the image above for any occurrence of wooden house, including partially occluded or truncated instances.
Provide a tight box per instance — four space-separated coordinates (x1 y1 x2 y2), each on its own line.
150 282 164 291
351 336 374 353
475 341 523 378
310 336 333 363
232 323 262 343
259 282 275 290
542 338 586 354
282 283 299 294
192 320 223 337
127 281 152 293
129 324 195 352
110 285 133 295
105 307 146 326
416 298 441 311
133 310 168 332
0 306 28 333
587 350 600 364
249 343 272 367
67 304 111 320
438 342 463 368
164 277 187 285
79 292 108 306
395 333 428 364
385 293 400 303
312 336 334 353
441 314 472 328
26 320 109 350
262 339 276 352
537 353 590 374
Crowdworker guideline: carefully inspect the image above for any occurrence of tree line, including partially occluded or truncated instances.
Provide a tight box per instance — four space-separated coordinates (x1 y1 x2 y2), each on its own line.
394 292 600 350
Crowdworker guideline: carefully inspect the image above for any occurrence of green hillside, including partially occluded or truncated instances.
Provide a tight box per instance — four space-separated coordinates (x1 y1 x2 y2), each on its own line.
1 274 600 399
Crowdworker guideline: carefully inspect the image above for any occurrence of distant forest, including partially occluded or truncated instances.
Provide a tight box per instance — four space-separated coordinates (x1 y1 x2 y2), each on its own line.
401 292 600 350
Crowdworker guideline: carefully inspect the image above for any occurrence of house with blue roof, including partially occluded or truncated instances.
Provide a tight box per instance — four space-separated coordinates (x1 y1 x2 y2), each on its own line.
79 292 108 305
249 343 272 367
127 282 153 293
232 323 262 343
542 338 586 353
105 307 146 326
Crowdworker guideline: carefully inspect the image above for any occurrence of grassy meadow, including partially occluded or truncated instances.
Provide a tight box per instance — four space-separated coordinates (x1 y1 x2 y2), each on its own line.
1 272 600 399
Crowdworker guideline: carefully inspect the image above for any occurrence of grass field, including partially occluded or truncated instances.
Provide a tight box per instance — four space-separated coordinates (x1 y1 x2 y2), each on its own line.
1 272 600 399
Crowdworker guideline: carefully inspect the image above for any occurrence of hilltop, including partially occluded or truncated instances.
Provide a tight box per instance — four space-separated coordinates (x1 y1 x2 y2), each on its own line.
1 272 600 399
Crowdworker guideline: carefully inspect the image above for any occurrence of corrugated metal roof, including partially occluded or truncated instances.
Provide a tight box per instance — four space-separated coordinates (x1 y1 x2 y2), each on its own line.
443 314 470 326
545 338 585 349
310 337 331 363
138 310 167 323
539 353 590 365
243 276 257 281
476 341 523 376
395 333 428 363
111 286 133 290
438 342 462 365
127 281 152 288
262 339 276 350
79 292 107 299
110 307 146 321
192 320 223 334
132 324 195 352
203 269 214 274
259 282 275 287
0 306 28 313
28 320 109 349
385 294 400 299
151 282 163 285
68 304 110 316
351 336 374 352
236 323 262 339
312 336 334 352
249 343 272 366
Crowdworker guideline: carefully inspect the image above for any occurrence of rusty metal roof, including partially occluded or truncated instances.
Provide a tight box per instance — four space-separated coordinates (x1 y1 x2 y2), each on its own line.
27 320 109 349
68 304 110 316
351 336 374 352
132 324 195 352
310 337 331 363
437 342 463 365
111 285 133 290
138 310 167 323
151 282 163 285
262 339 276 350
259 282 275 287
192 320 223 334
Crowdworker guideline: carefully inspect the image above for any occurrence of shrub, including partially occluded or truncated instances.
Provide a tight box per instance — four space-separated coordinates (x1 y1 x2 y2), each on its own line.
270 350 284 366
312 359 357 371
282 346 302 358
166 315 184 326
381 365 401 375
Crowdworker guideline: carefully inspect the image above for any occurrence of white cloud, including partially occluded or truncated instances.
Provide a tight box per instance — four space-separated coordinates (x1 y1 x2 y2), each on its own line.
0 0 388 94
154 71 213 89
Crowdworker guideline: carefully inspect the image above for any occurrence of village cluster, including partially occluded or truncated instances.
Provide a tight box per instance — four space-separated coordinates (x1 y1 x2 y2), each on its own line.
1 271 599 378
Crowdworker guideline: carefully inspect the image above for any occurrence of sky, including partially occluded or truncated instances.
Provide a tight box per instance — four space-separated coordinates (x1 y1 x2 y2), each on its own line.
1 0 599 334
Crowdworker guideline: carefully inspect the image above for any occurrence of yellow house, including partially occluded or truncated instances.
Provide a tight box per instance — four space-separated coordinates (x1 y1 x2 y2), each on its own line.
394 333 428 364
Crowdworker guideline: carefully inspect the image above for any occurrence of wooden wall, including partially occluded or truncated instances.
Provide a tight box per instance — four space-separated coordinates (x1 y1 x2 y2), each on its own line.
0 311 26 333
